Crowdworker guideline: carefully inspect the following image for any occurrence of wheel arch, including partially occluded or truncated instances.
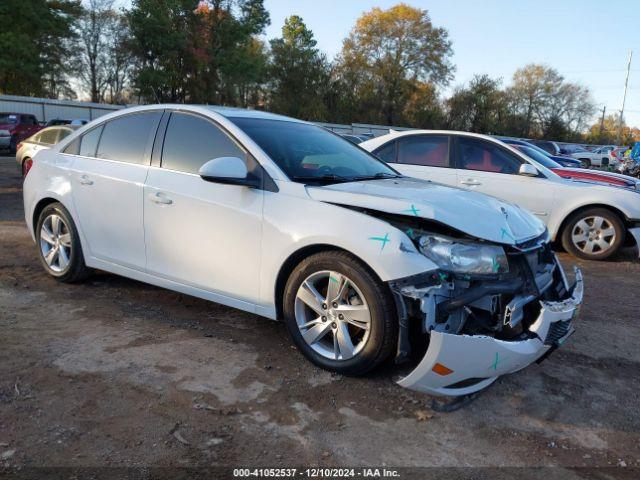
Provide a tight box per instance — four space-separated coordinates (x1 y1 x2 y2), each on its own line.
555 203 630 243
273 243 386 321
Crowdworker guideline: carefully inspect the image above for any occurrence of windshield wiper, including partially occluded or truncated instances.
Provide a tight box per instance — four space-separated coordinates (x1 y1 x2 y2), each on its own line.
352 172 403 181
291 174 352 185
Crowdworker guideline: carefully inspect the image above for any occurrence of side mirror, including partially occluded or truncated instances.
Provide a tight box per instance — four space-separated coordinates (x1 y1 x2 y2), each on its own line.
519 164 539 177
199 157 259 187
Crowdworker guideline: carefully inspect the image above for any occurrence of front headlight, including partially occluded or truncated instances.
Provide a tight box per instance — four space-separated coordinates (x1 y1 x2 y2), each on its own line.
418 235 509 275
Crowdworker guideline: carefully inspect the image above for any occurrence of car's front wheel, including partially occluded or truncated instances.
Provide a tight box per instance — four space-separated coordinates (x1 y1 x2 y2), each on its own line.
36 202 91 282
561 207 625 260
283 251 397 376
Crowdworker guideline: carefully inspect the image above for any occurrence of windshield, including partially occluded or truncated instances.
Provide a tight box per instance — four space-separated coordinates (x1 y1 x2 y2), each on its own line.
0 114 18 124
228 117 400 184
514 145 561 168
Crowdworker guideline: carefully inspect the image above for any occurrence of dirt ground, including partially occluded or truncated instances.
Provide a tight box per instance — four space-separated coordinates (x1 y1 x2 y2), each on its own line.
1 155 639 477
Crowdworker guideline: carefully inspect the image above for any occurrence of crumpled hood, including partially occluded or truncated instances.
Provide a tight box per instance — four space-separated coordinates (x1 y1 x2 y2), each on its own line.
307 177 546 245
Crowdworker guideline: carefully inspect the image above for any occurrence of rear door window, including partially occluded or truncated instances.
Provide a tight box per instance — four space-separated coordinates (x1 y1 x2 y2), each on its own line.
397 135 450 167
79 125 104 157
96 112 162 164
456 137 522 174
161 112 245 174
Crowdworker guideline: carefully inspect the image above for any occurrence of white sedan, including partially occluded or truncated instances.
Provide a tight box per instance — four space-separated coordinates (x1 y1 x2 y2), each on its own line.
362 131 640 261
23 105 582 396
570 145 618 167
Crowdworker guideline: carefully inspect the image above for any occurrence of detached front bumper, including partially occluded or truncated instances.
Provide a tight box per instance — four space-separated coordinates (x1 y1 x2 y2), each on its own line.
398 267 583 396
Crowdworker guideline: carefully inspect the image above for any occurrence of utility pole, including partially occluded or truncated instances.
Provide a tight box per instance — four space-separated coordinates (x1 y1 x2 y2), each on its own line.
618 50 632 145
599 105 606 138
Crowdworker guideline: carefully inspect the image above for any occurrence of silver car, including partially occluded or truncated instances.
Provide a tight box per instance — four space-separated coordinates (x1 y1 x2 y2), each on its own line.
16 125 79 176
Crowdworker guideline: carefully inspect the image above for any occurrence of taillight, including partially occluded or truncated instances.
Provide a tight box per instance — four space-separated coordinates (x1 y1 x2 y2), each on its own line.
611 150 617 158
16 143 23 151
23 158 33 177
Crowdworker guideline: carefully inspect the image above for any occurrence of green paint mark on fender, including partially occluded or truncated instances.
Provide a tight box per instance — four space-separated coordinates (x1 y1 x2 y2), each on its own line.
490 352 500 371
500 227 516 243
369 233 390 252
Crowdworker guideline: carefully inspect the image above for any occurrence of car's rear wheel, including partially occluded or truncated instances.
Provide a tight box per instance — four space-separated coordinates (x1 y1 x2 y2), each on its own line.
561 207 625 260
579 158 591 168
36 202 91 282
283 251 397 376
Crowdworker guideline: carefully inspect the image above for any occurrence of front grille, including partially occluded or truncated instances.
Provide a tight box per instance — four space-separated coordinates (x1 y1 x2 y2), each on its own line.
545 320 571 345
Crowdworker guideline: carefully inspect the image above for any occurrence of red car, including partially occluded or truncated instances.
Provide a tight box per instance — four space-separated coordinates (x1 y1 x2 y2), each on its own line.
513 145 639 189
0 113 42 153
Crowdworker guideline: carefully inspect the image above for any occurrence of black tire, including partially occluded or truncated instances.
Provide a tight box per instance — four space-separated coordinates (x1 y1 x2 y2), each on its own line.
561 207 625 261
35 202 91 282
579 158 591 168
283 251 397 376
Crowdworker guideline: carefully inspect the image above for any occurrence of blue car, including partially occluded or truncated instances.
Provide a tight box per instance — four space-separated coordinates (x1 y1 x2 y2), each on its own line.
496 137 583 168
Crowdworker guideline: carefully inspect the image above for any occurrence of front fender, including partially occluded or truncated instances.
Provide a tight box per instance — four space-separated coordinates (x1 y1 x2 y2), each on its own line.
258 191 438 316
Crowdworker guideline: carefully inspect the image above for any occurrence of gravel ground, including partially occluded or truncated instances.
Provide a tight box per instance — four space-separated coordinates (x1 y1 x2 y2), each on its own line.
1 155 639 477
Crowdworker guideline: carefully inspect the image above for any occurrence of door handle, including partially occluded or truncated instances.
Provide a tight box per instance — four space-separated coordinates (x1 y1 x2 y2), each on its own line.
148 192 173 205
79 175 94 185
460 179 482 186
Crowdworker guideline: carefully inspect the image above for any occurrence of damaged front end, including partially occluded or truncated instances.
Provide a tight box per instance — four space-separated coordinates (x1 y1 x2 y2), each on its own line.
389 229 583 397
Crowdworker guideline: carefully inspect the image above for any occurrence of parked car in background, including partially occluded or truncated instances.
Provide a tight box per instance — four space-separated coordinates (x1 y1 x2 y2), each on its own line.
16 125 79 176
529 139 561 156
339 134 366 144
45 119 89 127
512 144 640 190
498 138 582 168
0 113 42 153
571 145 619 167
22 104 584 397
558 144 588 156
362 130 640 261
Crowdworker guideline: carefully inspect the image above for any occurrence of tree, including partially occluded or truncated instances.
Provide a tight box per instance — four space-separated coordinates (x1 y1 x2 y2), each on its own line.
77 0 119 102
0 0 82 97
127 0 269 105
585 113 640 146
506 64 595 140
267 16 330 120
335 3 453 125
446 75 507 133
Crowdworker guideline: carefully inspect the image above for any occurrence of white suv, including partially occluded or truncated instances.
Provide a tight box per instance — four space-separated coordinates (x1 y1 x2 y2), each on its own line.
23 105 583 397
362 130 640 261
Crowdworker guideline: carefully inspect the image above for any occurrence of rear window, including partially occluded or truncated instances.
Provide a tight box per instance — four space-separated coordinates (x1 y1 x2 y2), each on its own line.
96 112 161 164
38 129 59 145
0 114 18 124
397 135 449 167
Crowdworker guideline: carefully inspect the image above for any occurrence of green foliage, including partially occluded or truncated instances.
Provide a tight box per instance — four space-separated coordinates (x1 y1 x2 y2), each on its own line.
0 0 82 97
127 0 269 105
335 3 453 126
446 75 507 133
267 15 330 120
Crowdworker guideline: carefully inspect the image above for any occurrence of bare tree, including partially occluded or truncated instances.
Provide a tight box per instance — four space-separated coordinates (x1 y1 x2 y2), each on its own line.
77 0 117 102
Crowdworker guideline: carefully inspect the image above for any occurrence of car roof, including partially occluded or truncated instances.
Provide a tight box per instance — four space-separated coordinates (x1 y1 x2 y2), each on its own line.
202 105 303 123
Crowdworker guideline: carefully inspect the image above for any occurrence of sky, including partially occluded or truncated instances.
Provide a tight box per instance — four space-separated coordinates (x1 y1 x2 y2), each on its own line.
262 0 640 128
113 0 640 128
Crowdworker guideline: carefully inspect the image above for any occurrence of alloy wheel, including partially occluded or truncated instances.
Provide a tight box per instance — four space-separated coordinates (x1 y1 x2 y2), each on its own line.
571 216 616 255
294 271 371 361
40 213 72 272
